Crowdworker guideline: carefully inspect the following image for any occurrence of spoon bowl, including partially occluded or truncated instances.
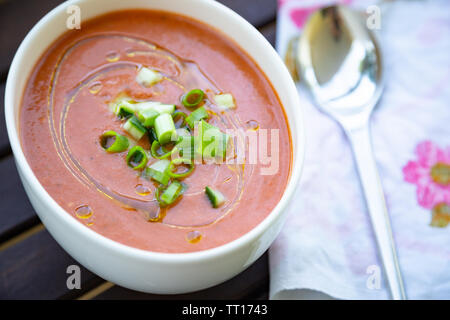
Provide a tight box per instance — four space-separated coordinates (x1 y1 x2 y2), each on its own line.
296 5 406 299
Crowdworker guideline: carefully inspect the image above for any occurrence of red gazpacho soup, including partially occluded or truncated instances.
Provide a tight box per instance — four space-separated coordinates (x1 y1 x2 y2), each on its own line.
20 10 292 253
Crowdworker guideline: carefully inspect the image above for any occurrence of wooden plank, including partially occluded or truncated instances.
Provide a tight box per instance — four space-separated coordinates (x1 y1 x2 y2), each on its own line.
0 0 276 75
0 83 12 157
259 21 277 48
0 0 275 300
0 156 39 242
0 0 66 75
218 0 277 28
0 229 104 299
93 252 269 300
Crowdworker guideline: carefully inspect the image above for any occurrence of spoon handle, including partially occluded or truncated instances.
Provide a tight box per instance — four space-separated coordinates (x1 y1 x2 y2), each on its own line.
347 124 406 300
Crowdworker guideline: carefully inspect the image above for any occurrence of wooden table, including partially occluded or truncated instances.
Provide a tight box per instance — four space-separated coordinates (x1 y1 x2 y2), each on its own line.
0 0 277 300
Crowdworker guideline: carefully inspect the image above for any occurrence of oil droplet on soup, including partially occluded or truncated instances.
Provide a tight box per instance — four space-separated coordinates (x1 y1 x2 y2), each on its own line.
148 208 165 222
186 231 202 243
106 51 120 62
246 120 259 131
88 81 102 94
125 48 135 57
75 205 93 219
135 184 151 196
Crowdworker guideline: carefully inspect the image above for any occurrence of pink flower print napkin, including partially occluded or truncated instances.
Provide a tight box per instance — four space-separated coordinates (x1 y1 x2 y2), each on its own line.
269 0 450 299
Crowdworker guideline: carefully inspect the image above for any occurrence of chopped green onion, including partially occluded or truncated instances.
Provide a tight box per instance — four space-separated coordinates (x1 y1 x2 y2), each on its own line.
148 127 158 144
136 67 163 87
151 140 176 160
182 89 205 108
168 158 194 179
185 106 209 128
205 186 226 208
156 180 184 207
214 93 235 109
126 146 148 170
135 101 175 115
113 100 136 118
196 120 230 160
133 101 161 112
123 115 147 140
154 113 177 145
172 111 188 128
137 108 159 128
100 131 129 153
153 104 176 115
144 159 170 186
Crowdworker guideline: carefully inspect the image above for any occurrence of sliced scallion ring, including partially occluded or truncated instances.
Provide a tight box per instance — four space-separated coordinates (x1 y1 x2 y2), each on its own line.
126 146 148 170
100 131 129 153
182 89 205 108
168 158 194 179
172 111 188 128
185 106 209 128
151 140 176 160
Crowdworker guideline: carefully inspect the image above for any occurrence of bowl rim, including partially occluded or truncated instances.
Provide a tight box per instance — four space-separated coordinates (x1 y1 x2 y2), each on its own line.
5 0 305 263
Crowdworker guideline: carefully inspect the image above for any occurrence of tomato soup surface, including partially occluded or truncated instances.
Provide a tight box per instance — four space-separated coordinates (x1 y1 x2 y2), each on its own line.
20 10 292 253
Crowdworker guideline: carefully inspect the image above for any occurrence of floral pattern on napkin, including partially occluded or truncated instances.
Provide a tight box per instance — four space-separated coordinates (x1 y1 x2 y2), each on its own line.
403 141 450 228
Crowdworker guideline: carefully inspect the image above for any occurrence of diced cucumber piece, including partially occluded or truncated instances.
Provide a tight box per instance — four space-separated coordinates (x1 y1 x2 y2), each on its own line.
136 67 163 87
205 186 226 208
214 93 235 109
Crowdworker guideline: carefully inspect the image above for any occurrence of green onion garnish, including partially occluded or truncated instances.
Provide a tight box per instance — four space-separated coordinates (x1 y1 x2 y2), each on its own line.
100 131 129 153
196 120 230 160
154 113 177 145
137 108 159 128
123 116 147 141
155 180 184 207
136 67 163 87
214 93 235 109
172 111 188 128
205 186 226 208
185 106 209 128
135 102 175 114
168 158 195 179
182 89 205 108
144 159 170 186
113 100 136 118
151 140 176 160
126 146 148 170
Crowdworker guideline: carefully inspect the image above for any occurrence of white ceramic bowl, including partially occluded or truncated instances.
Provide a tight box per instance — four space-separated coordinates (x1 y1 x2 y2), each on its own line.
5 0 305 294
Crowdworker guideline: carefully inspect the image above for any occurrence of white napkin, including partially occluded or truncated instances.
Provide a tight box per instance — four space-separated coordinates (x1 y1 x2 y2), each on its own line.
270 0 450 300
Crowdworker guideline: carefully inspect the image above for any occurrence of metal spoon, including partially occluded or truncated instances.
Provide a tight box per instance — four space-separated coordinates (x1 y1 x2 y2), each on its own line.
294 5 406 299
